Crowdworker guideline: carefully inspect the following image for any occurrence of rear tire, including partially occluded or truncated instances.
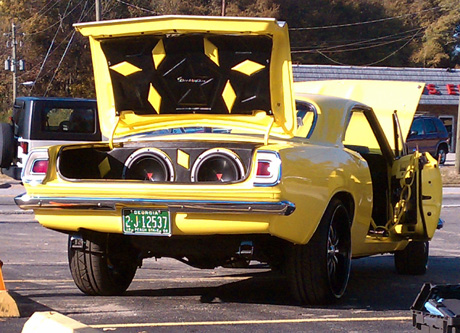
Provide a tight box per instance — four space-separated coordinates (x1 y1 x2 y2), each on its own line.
0 122 14 168
394 241 428 275
68 233 138 296
436 146 447 165
287 198 352 304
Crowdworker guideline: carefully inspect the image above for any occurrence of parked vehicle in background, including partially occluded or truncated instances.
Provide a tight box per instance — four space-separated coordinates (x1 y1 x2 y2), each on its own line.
406 115 450 164
0 97 101 179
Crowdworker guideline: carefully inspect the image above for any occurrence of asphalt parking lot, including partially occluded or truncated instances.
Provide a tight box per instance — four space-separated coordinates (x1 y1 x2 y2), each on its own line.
0 180 459 332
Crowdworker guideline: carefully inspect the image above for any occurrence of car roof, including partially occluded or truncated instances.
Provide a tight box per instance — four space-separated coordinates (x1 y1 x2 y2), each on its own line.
413 115 440 119
296 93 364 145
15 97 96 102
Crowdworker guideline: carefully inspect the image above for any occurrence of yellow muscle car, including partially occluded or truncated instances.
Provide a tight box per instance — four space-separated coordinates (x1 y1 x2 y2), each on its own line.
15 16 442 305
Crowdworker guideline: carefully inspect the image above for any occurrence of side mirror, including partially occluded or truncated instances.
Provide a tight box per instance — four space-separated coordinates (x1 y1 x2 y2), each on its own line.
409 130 418 137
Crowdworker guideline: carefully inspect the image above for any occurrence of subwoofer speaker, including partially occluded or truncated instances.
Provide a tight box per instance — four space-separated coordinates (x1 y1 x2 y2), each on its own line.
191 148 245 183
123 148 174 182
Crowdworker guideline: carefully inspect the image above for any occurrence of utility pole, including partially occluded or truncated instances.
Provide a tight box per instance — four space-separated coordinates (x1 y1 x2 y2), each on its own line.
11 22 17 103
456 93 460 173
455 26 460 173
4 22 24 104
221 0 226 16
96 0 101 21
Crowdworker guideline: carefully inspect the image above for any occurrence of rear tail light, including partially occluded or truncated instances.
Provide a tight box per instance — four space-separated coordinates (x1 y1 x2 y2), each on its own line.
20 141 28 154
256 161 271 176
254 151 281 186
22 148 49 185
32 160 49 174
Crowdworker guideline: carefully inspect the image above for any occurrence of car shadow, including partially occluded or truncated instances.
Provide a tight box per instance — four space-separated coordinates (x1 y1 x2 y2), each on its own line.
7 291 53 317
0 182 11 189
125 255 460 311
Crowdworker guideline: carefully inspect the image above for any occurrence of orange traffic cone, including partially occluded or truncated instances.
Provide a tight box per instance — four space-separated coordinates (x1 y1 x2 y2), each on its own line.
0 260 5 291
0 260 20 317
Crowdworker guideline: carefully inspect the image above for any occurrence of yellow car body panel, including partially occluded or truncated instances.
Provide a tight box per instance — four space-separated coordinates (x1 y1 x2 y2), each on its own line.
294 80 425 148
74 16 297 140
25 136 373 249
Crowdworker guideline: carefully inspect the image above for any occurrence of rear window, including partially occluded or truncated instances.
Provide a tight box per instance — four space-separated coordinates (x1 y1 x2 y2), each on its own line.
295 102 317 139
424 119 437 134
42 107 95 134
30 100 101 141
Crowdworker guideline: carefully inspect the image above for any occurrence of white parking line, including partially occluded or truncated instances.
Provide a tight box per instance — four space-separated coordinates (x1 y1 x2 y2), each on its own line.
91 316 412 329
5 276 252 284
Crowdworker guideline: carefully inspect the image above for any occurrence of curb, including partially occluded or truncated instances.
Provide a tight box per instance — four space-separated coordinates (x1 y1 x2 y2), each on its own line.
22 311 99 333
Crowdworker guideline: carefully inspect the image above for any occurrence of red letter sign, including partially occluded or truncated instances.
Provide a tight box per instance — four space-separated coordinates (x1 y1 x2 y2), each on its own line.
426 84 440 95
447 84 459 95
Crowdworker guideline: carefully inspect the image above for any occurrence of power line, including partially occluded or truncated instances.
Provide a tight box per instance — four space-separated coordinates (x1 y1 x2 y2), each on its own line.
43 0 92 96
27 0 87 35
326 33 423 54
113 0 157 15
26 0 93 95
29 0 74 94
44 30 76 96
364 28 423 66
309 28 424 66
294 34 421 55
288 6 443 31
291 27 424 53
21 0 63 26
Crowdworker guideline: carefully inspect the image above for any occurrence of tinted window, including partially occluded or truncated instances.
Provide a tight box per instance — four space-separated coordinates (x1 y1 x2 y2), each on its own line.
424 119 437 134
434 118 448 134
43 107 95 134
295 102 317 138
12 100 26 137
30 100 100 141
410 118 424 135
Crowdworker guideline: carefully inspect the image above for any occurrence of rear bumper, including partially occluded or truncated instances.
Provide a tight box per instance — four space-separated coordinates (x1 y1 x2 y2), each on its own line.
15 194 296 216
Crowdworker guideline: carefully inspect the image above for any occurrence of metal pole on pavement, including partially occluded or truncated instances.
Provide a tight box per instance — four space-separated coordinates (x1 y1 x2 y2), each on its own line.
456 93 460 173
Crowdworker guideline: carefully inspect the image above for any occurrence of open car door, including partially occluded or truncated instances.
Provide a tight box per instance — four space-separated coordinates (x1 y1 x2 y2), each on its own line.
390 110 442 241
298 79 441 241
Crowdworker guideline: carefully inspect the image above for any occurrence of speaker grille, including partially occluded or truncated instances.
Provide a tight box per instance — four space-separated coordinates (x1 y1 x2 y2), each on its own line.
123 148 174 182
191 148 245 183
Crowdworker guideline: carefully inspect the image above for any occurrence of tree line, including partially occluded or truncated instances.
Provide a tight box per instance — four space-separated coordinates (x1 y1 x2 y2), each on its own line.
0 0 458 117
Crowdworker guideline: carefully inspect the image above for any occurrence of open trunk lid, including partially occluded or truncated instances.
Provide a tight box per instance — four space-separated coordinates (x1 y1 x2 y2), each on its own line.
74 15 297 139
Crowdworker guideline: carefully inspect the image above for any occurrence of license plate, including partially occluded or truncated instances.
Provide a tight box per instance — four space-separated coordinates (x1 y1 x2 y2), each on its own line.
122 208 171 236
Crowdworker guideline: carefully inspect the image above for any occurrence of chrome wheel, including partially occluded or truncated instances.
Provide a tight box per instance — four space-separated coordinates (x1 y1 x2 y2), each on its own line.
327 205 351 298
287 198 352 304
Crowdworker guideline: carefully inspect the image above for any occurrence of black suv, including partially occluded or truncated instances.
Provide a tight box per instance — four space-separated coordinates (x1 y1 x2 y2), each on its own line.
406 115 450 164
0 97 101 179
